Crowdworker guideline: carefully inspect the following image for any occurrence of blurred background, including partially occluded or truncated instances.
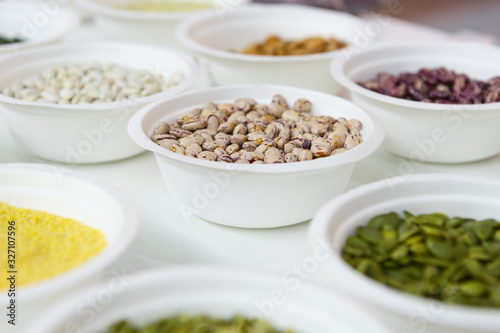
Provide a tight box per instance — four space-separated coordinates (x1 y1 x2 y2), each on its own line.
254 0 500 40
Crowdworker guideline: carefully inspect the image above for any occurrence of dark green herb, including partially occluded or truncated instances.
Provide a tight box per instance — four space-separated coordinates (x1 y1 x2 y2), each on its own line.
342 212 500 308
105 315 294 333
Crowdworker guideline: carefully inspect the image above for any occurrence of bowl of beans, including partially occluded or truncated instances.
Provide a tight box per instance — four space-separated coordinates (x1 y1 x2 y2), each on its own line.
25 266 391 333
0 163 137 331
331 42 500 163
128 84 384 228
176 4 365 94
308 174 500 331
0 1 80 54
77 0 249 47
0 41 198 164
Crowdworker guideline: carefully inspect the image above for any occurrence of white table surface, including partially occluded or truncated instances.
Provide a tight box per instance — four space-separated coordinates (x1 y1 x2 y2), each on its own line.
1 11 499 333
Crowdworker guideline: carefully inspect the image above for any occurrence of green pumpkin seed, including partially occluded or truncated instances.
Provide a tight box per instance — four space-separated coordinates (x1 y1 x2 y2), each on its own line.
492 286 500 305
391 245 409 260
458 280 488 297
358 227 383 244
446 217 465 229
368 212 401 229
416 214 446 226
422 225 447 238
341 211 500 309
426 238 455 260
467 246 493 261
106 315 293 333
398 224 420 242
475 220 496 241
410 243 427 255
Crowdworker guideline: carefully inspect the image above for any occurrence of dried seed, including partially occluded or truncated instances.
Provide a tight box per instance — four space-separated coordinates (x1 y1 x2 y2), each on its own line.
342 211 500 308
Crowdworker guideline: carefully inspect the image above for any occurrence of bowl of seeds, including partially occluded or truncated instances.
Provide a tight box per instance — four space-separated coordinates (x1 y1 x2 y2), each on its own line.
176 4 365 93
77 0 249 47
309 173 500 331
0 41 198 164
24 266 391 333
0 1 80 54
128 84 384 228
0 163 137 332
331 42 500 163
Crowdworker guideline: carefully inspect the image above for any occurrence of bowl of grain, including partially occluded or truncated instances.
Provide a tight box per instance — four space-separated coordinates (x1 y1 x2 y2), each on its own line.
0 41 198 164
25 266 391 333
77 0 249 48
176 3 366 93
0 1 80 54
0 163 137 332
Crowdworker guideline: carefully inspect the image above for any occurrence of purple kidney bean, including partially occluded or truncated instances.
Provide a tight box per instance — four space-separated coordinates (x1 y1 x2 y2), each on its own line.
358 67 500 105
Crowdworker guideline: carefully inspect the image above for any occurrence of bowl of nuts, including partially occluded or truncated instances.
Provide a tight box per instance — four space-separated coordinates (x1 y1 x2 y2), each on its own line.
331 42 500 163
0 41 198 164
308 174 500 331
176 4 365 94
128 84 384 228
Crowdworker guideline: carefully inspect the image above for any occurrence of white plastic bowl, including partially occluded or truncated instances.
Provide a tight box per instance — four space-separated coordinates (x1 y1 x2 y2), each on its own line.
77 0 249 47
0 1 80 54
128 84 384 228
308 174 500 331
25 266 391 333
0 42 198 164
177 4 365 94
331 42 500 163
0 163 137 332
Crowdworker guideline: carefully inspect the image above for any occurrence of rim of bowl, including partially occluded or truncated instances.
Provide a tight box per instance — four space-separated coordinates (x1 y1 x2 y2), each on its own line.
0 41 199 112
0 2 81 53
26 265 392 333
308 173 500 330
330 41 500 112
127 84 386 174
77 0 251 21
0 163 138 302
176 3 365 63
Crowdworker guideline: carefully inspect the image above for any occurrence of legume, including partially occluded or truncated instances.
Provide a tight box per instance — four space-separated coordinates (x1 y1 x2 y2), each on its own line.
105 315 294 333
358 67 500 104
342 211 500 308
1 62 184 104
151 95 363 163
241 35 347 56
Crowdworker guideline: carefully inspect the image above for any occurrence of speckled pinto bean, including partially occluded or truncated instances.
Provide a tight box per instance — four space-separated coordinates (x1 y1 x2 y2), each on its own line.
150 95 364 163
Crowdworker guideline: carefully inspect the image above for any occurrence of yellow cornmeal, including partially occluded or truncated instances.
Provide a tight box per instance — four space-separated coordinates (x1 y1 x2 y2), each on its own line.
119 1 213 12
0 202 106 289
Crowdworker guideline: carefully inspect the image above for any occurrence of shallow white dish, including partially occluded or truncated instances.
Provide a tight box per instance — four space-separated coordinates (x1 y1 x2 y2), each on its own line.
0 163 137 332
77 0 249 48
25 266 392 333
308 173 500 331
0 1 80 54
128 84 384 228
177 4 365 93
330 42 500 163
0 41 198 164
